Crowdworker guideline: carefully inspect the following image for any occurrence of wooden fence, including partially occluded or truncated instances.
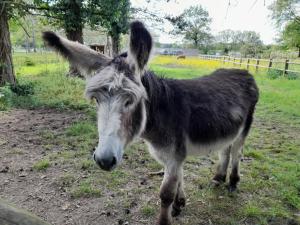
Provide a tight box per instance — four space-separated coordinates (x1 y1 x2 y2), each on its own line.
199 55 300 76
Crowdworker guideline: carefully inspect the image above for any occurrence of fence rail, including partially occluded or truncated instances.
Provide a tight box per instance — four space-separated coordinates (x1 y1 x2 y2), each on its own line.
198 55 300 76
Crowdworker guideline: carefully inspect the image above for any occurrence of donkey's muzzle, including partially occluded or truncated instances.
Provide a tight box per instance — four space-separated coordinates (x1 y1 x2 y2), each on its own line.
94 153 117 171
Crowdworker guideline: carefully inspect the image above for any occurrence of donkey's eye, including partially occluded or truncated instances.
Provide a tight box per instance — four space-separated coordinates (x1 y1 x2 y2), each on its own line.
124 98 134 108
102 87 109 92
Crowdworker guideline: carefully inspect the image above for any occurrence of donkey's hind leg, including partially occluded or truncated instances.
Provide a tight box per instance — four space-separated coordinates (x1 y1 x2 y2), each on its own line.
229 136 245 192
212 146 231 186
171 166 186 217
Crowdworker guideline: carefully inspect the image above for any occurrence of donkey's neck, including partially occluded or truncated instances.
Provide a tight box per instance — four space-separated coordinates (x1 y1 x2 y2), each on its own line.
140 71 182 147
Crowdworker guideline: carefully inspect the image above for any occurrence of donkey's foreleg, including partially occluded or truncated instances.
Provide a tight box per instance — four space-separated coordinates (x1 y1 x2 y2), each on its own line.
212 146 231 186
171 167 186 217
158 162 182 225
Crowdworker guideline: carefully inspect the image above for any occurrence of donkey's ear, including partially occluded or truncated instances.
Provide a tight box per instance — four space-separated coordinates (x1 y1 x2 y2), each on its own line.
128 21 152 73
42 31 111 74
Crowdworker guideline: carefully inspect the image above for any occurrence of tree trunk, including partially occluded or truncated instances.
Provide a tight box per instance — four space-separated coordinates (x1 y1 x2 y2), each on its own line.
111 34 120 57
65 28 84 78
0 3 16 86
298 46 300 58
64 0 84 78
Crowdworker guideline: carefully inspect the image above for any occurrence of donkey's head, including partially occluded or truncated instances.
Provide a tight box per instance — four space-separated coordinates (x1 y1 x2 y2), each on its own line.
43 21 152 171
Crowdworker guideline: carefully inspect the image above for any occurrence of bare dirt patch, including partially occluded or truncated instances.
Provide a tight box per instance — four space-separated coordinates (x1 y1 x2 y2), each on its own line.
0 109 299 225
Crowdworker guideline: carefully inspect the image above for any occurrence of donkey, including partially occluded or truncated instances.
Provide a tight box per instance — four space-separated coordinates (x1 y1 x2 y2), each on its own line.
43 21 259 225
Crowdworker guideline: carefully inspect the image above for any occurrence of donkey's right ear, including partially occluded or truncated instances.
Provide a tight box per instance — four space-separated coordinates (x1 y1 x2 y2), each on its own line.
128 21 152 74
42 31 111 74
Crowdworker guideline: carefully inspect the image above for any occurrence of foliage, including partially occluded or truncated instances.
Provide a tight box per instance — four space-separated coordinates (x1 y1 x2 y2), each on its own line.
215 30 263 57
282 19 300 56
0 85 14 110
10 82 35 96
267 69 282 79
87 0 131 55
32 0 83 29
268 0 300 26
167 5 212 49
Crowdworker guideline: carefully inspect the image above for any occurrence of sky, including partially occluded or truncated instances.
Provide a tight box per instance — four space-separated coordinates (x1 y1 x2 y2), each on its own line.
131 0 278 44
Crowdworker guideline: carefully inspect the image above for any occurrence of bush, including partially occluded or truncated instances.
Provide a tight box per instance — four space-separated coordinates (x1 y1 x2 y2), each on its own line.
267 69 282 79
10 82 35 96
0 85 14 110
0 81 36 111
24 57 35 66
286 72 299 80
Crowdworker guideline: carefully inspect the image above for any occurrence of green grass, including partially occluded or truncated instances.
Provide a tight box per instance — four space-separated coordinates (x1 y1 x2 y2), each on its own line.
141 205 156 217
66 121 97 137
70 180 102 198
33 159 50 171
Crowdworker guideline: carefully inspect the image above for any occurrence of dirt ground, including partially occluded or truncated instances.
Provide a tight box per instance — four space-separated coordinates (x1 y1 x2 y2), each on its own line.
0 109 167 225
0 109 299 225
0 109 95 225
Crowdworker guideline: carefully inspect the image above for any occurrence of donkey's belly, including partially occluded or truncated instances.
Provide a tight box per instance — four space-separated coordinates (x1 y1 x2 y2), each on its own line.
185 126 244 155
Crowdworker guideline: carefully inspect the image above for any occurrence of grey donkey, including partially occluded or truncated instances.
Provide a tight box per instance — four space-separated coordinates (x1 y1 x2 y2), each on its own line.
43 21 259 225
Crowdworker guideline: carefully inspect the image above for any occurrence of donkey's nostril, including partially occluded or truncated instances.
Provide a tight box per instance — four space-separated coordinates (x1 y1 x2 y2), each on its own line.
112 156 117 166
93 153 96 161
95 156 117 171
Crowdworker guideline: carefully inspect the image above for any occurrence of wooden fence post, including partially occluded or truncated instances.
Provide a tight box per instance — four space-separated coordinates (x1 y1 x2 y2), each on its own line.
268 58 273 71
255 59 260 73
283 59 289 76
246 58 250 70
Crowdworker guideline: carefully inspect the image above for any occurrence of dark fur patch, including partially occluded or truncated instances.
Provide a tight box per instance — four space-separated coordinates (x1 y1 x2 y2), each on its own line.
141 69 259 150
129 21 152 70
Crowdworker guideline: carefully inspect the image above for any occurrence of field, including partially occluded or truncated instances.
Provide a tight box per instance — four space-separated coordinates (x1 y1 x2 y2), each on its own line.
0 53 299 225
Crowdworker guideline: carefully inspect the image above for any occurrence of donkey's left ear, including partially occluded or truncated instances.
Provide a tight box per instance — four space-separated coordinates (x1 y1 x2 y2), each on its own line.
128 21 152 74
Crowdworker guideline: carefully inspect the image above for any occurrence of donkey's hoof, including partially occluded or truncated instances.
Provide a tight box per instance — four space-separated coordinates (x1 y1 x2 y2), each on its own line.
157 216 172 225
210 179 223 187
228 185 237 193
171 206 181 217
172 197 185 217
211 174 226 186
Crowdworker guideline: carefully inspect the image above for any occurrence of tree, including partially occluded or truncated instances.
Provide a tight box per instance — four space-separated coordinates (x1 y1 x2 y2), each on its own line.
33 0 131 60
268 0 300 26
32 0 85 76
282 20 300 57
0 0 29 86
215 29 236 54
87 0 130 56
167 5 212 49
238 31 263 57
0 2 16 86
214 30 263 57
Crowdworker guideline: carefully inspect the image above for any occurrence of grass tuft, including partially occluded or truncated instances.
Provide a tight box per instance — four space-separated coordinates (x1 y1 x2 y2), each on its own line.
70 180 102 198
33 159 50 171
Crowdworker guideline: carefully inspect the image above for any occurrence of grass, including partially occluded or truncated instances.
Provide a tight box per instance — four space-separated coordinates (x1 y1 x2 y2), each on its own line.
141 205 156 217
3 53 300 224
33 159 50 171
70 180 102 198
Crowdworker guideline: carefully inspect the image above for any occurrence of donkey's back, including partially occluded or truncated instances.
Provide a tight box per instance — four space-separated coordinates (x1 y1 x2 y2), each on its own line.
143 68 258 149
181 68 259 144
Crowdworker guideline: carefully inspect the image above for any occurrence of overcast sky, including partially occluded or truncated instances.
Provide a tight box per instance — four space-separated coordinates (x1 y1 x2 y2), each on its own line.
131 0 278 44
